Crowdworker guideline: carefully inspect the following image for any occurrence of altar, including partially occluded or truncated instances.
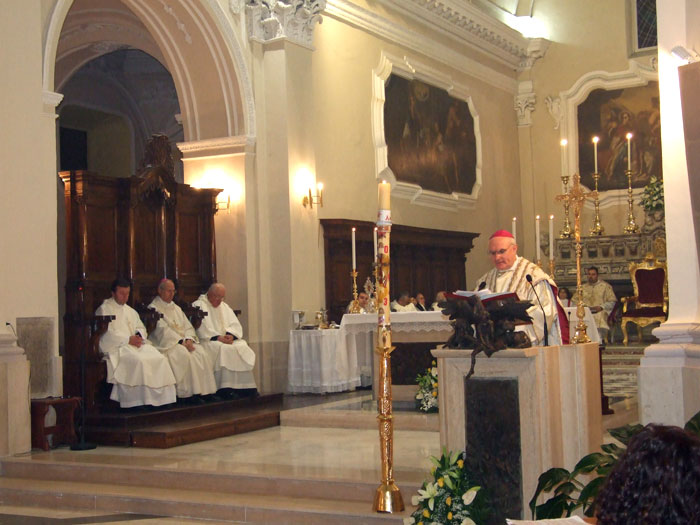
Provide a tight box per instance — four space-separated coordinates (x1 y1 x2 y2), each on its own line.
433 343 602 521
287 311 453 395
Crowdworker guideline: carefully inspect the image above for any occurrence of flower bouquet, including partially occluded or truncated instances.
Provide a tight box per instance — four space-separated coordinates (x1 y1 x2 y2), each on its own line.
405 449 490 525
415 361 439 413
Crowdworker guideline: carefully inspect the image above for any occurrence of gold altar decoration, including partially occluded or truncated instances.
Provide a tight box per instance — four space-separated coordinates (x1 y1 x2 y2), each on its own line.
373 182 404 513
559 175 573 238
349 270 362 313
589 172 605 236
623 169 640 234
556 173 596 343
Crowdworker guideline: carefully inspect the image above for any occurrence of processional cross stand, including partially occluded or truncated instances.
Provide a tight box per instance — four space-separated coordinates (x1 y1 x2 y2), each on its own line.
556 173 596 343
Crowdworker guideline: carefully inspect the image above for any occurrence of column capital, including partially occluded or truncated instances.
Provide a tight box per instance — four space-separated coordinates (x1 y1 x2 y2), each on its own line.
514 80 536 127
246 0 326 49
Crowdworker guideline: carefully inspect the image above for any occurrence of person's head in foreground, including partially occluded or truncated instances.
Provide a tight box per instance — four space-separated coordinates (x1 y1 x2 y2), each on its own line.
488 230 517 271
595 423 700 524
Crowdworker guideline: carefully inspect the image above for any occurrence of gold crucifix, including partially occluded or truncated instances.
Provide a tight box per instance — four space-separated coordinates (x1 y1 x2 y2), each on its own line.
556 173 596 343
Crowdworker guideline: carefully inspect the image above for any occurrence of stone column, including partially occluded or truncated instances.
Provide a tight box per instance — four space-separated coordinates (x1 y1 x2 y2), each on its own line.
244 0 326 392
0 327 31 456
638 0 700 426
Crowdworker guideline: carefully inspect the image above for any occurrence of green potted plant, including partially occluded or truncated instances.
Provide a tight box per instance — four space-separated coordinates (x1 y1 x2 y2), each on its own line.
639 176 664 226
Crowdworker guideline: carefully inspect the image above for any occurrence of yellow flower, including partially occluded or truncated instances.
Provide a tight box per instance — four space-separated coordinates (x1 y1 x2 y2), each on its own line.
435 382 438 387
446 496 452 506
457 459 464 469
448 512 453 520
423 509 430 518
431 466 436 475
432 391 437 397
437 477 444 487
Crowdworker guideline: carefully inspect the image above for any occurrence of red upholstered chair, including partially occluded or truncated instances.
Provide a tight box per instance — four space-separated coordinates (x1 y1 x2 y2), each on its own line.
621 254 668 345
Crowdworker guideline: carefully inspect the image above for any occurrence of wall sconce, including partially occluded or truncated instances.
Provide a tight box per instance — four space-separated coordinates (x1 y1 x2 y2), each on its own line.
216 193 230 213
302 183 324 208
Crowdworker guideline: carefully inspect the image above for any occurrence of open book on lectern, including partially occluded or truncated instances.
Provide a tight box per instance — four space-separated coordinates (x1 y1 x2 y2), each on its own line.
446 289 520 304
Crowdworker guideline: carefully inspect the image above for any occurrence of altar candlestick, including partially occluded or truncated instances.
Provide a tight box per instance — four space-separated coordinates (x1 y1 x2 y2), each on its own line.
512 217 517 244
592 136 599 173
379 180 391 210
626 133 633 171
535 215 541 263
373 227 378 260
351 227 356 270
549 215 554 261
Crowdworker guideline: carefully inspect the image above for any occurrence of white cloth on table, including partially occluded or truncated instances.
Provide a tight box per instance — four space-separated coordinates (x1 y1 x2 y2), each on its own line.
192 294 257 390
148 296 217 398
287 329 361 393
96 297 176 408
476 256 563 346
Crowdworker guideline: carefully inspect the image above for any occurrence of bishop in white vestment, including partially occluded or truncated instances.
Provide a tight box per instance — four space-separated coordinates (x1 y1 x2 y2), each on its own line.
475 230 565 346
96 279 176 408
193 283 257 391
148 280 217 399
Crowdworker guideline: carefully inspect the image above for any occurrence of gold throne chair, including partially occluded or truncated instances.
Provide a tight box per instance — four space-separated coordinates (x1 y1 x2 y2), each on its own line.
620 253 668 345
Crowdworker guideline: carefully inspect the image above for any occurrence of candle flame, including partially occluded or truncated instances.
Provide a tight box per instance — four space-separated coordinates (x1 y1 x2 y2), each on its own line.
560 139 568 147
592 136 599 144
374 226 378 231
352 227 356 232
549 214 554 219
536 215 540 219
626 132 633 140
512 217 517 221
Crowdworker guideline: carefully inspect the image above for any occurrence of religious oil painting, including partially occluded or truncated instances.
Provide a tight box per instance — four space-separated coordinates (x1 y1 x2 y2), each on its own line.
384 75 477 195
577 81 662 192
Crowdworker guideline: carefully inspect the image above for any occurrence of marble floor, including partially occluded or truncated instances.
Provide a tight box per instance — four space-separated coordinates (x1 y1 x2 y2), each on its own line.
0 391 638 524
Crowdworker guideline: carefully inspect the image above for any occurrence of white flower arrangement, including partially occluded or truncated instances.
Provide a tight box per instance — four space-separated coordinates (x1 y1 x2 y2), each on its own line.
415 361 439 413
404 449 489 525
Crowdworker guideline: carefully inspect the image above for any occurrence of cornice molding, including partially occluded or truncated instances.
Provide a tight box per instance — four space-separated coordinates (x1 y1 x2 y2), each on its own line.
177 135 255 158
245 0 326 49
325 0 518 94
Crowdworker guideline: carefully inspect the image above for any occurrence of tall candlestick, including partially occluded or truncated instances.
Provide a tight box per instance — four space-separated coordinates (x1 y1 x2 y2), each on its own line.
373 227 378 260
549 214 554 261
351 227 356 270
379 180 391 210
512 217 517 244
626 133 633 171
592 136 599 173
535 215 541 263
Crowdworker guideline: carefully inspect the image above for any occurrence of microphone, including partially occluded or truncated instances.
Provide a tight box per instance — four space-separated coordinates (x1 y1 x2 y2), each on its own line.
526 274 549 346
478 281 487 291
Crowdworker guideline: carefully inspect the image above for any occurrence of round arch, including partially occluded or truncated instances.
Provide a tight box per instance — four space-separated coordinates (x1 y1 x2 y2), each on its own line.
43 0 255 141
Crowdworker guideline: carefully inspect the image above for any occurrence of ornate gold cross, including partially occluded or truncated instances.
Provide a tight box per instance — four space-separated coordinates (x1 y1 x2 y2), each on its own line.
556 173 597 343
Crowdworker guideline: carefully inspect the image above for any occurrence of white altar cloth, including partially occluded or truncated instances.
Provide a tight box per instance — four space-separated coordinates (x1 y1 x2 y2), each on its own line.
563 306 600 343
287 329 362 394
340 311 452 335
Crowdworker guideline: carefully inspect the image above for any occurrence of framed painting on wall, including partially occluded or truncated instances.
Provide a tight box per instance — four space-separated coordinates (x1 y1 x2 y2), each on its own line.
577 81 661 192
383 74 477 196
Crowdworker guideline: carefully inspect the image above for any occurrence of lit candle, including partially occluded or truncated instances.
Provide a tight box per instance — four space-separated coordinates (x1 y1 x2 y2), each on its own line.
592 136 599 173
373 227 378 260
378 180 391 210
512 217 517 244
560 138 568 147
351 227 356 270
535 215 541 262
626 133 633 171
549 214 554 262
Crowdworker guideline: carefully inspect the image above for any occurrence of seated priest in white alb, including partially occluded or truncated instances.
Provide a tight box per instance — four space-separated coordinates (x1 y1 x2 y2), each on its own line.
345 291 369 313
474 230 568 346
391 291 417 312
148 279 217 404
193 283 258 398
96 277 176 408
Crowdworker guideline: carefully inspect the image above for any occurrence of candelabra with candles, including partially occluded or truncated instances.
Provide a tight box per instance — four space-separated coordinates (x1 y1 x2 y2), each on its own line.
559 175 573 238
623 169 640 234
589 172 605 236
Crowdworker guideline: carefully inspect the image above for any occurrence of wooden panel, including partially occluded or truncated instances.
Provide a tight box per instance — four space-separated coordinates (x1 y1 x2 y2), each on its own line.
177 211 202 275
84 205 118 276
132 205 162 276
321 219 478 323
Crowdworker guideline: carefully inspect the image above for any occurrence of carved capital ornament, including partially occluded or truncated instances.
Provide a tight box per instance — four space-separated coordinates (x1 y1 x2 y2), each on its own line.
246 0 326 48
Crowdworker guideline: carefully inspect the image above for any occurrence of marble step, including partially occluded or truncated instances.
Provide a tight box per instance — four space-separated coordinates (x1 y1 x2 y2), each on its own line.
0 458 422 505
0 476 413 524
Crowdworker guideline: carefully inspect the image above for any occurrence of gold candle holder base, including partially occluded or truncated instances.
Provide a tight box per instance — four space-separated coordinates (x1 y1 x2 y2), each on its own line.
349 270 362 313
589 172 604 236
623 169 640 234
374 482 405 513
559 175 573 238
548 259 555 277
